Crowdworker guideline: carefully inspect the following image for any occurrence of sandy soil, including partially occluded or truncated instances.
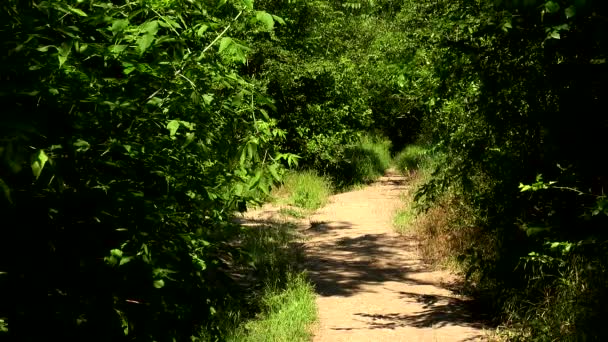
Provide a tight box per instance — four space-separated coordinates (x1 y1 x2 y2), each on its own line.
244 170 489 341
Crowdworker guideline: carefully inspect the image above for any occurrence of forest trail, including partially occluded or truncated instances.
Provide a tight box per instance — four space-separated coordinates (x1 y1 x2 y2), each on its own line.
244 170 488 341
304 170 487 341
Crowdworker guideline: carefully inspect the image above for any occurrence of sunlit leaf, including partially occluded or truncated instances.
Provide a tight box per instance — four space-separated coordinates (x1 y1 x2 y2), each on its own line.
545 1 560 13
67 5 87 17
73 139 90 152
31 150 49 179
110 19 129 33
167 120 180 136
219 37 232 53
272 14 286 25
137 21 159 55
255 11 274 30
197 24 209 37
240 0 253 10
565 5 576 18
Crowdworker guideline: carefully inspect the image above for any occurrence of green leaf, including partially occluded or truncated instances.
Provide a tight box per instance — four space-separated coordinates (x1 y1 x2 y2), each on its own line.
545 1 560 14
115 309 129 335
57 42 72 68
255 11 274 30
249 169 263 189
153 279 165 289
31 150 49 179
218 37 232 53
111 249 123 258
240 0 254 10
525 226 551 237
272 15 286 25
0 178 12 204
67 5 87 17
202 94 214 105
110 19 129 33
137 21 159 55
37 45 54 52
167 120 180 136
197 24 209 37
74 139 90 152
110 45 127 54
119 257 133 266
565 6 576 18
550 31 560 39
268 164 280 181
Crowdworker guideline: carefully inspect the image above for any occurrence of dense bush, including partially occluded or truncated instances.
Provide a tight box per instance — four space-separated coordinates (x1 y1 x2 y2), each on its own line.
0 0 297 339
3 0 606 339
397 0 608 339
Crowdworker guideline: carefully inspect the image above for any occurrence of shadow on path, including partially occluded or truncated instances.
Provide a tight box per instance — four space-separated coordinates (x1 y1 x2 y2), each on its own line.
304 229 440 296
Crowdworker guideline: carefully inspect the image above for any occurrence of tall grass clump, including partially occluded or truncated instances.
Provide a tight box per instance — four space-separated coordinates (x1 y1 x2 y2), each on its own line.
218 220 316 341
335 135 392 187
394 145 432 174
273 170 332 210
228 272 317 342
492 248 608 341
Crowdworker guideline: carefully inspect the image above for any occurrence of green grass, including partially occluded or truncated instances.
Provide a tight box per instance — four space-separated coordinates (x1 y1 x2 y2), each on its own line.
215 220 317 341
228 272 317 342
393 206 416 234
273 170 332 210
278 207 307 219
394 145 431 174
343 135 392 186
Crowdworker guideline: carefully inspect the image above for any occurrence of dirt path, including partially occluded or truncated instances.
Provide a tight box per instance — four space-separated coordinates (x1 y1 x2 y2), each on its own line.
244 170 488 341
304 171 487 341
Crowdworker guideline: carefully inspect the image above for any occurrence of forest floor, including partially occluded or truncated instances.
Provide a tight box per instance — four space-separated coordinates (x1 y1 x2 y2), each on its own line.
242 170 491 341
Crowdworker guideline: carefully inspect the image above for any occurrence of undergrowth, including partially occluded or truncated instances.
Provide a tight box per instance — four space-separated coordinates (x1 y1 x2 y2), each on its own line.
218 221 317 341
228 272 317 342
272 170 332 211
394 145 432 174
342 135 392 185
394 144 608 341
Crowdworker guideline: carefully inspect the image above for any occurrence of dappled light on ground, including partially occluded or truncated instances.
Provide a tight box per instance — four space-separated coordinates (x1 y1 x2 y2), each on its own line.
241 170 490 341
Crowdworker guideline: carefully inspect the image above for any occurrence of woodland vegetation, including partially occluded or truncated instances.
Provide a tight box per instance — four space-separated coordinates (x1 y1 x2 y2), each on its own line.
1 0 606 340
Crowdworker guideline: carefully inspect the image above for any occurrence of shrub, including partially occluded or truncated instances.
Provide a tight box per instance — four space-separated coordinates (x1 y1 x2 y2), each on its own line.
394 145 431 174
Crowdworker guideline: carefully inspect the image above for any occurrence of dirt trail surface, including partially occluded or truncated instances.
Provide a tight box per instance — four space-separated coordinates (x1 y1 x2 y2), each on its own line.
244 170 488 341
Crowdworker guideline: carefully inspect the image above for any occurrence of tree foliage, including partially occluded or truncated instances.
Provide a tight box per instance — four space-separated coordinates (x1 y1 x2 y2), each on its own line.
0 0 295 339
399 0 608 338
2 0 607 339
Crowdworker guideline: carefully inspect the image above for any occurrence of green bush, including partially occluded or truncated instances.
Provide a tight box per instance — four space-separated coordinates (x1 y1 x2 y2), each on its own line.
394 145 431 174
330 135 392 188
0 0 295 340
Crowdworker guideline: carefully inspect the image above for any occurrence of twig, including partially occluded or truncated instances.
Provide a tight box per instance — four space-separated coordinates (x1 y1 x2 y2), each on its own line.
202 11 243 54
